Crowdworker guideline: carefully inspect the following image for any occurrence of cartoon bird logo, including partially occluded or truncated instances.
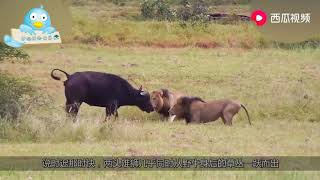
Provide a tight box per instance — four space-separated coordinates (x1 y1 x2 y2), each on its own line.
4 5 57 48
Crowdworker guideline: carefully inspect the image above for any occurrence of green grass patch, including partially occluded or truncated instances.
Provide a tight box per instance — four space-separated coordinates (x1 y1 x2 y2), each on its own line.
0 46 319 146
72 18 262 48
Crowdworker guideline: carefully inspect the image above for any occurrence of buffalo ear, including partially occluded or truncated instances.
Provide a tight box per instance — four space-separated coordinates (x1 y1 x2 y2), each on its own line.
139 85 142 91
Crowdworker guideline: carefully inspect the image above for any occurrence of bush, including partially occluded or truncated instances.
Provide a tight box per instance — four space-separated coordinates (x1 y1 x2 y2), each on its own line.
176 0 209 28
0 43 29 61
141 0 156 19
0 73 35 120
176 0 192 21
178 0 208 18
273 39 320 49
206 0 250 5
141 0 176 21
141 0 209 24
191 0 208 16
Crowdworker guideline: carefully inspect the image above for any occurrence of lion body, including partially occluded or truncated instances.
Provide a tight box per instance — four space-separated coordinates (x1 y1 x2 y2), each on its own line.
169 97 251 125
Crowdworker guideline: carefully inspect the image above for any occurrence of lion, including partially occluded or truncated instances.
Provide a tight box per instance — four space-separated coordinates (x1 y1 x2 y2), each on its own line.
150 89 183 122
168 96 251 125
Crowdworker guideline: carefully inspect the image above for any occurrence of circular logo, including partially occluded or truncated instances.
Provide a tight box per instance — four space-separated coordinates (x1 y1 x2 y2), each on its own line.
251 10 267 26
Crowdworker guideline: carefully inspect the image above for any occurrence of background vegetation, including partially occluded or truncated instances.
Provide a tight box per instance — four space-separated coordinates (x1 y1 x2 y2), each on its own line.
0 43 29 61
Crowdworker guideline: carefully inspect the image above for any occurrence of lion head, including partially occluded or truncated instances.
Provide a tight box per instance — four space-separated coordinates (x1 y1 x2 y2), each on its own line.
150 90 164 112
169 96 205 122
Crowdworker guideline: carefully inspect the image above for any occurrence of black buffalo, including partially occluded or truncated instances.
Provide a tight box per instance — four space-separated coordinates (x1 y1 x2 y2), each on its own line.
51 69 154 121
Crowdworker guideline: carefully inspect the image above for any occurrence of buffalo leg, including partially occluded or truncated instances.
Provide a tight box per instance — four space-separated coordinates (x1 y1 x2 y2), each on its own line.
104 101 119 121
104 108 118 122
105 107 113 117
65 102 82 122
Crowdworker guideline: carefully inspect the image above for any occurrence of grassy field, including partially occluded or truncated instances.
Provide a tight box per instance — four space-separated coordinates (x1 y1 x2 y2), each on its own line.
0 1 320 179
0 45 320 179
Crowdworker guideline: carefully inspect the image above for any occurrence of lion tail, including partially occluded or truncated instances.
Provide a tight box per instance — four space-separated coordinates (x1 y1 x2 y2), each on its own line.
241 104 251 125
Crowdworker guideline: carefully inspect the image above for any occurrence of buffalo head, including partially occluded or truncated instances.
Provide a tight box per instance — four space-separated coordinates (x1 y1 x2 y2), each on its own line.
134 86 154 113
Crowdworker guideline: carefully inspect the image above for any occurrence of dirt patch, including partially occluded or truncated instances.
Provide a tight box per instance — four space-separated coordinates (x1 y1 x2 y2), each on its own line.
195 41 220 49
73 38 224 49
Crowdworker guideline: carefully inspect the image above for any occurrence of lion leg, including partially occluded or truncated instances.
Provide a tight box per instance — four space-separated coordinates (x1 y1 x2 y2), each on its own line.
222 103 240 126
222 107 235 126
168 115 176 122
221 116 227 125
222 112 233 126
